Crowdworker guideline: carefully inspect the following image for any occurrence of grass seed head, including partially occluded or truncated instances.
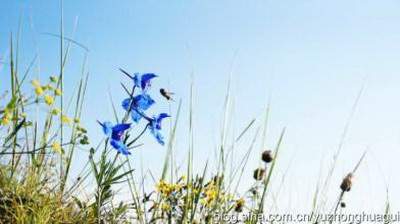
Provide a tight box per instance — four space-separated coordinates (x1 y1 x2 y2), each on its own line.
253 168 266 181
261 150 274 163
340 173 354 192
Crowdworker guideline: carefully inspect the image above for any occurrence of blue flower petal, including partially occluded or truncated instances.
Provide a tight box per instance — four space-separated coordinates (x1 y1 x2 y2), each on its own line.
150 127 165 145
134 94 155 110
155 113 170 130
122 94 154 112
98 121 113 137
99 121 130 141
147 113 170 145
122 98 131 111
111 123 131 141
113 123 131 132
140 73 157 91
133 73 140 88
110 140 131 155
131 110 143 123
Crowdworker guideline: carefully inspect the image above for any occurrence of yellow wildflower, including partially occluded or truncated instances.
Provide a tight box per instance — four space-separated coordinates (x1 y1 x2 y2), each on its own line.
156 180 174 196
55 88 62 96
45 84 54 91
31 79 41 88
192 188 200 195
180 175 187 181
160 202 171 212
51 142 63 154
1 112 12 125
201 182 218 207
34 86 44 96
51 108 61 115
1 116 10 125
173 183 184 192
73 118 80 123
61 115 72 124
44 95 55 106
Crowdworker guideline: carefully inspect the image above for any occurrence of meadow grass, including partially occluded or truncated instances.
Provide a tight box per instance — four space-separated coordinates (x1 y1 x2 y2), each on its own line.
0 15 380 224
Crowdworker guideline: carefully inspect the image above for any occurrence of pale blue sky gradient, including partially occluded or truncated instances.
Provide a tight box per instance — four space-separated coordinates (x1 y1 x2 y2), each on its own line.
2 0 400 213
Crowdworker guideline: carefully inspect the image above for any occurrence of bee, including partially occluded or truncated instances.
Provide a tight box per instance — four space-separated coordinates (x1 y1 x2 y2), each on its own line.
160 88 174 101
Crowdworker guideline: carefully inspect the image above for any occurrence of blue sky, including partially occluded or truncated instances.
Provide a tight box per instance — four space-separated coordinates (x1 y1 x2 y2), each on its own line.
2 0 400 212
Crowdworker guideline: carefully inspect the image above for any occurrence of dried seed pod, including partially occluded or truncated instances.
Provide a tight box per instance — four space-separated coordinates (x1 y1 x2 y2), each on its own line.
253 168 266 181
340 202 346 208
261 150 274 163
340 173 353 192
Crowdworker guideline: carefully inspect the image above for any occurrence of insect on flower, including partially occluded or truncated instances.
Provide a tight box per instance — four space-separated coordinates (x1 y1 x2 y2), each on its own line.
160 88 174 101
98 121 132 155
148 113 170 145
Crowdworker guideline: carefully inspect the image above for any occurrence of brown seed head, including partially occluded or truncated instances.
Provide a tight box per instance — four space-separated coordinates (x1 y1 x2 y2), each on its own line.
340 202 346 208
340 173 354 192
261 150 274 163
253 168 266 181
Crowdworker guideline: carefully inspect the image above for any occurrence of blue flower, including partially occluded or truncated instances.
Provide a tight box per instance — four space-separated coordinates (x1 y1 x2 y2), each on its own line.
148 113 170 145
122 94 155 123
119 68 157 92
135 73 157 91
98 121 131 155
129 73 157 92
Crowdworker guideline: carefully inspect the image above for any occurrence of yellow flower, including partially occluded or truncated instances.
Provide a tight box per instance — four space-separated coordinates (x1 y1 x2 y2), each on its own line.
51 108 61 115
45 84 54 91
31 79 41 88
34 86 44 96
160 202 171 212
180 175 187 181
236 198 245 207
61 115 72 124
73 118 80 123
51 142 63 154
173 183 184 192
55 88 62 96
201 182 219 207
44 95 55 106
1 112 12 125
192 188 200 195
1 116 10 125
156 180 174 196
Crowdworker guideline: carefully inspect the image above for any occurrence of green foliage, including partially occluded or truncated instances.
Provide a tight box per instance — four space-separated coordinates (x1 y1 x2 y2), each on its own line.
89 147 133 223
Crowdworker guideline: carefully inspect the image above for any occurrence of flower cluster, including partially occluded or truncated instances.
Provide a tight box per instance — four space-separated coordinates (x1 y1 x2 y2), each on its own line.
31 77 62 105
98 69 170 155
30 77 75 126
0 99 15 126
146 175 244 220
